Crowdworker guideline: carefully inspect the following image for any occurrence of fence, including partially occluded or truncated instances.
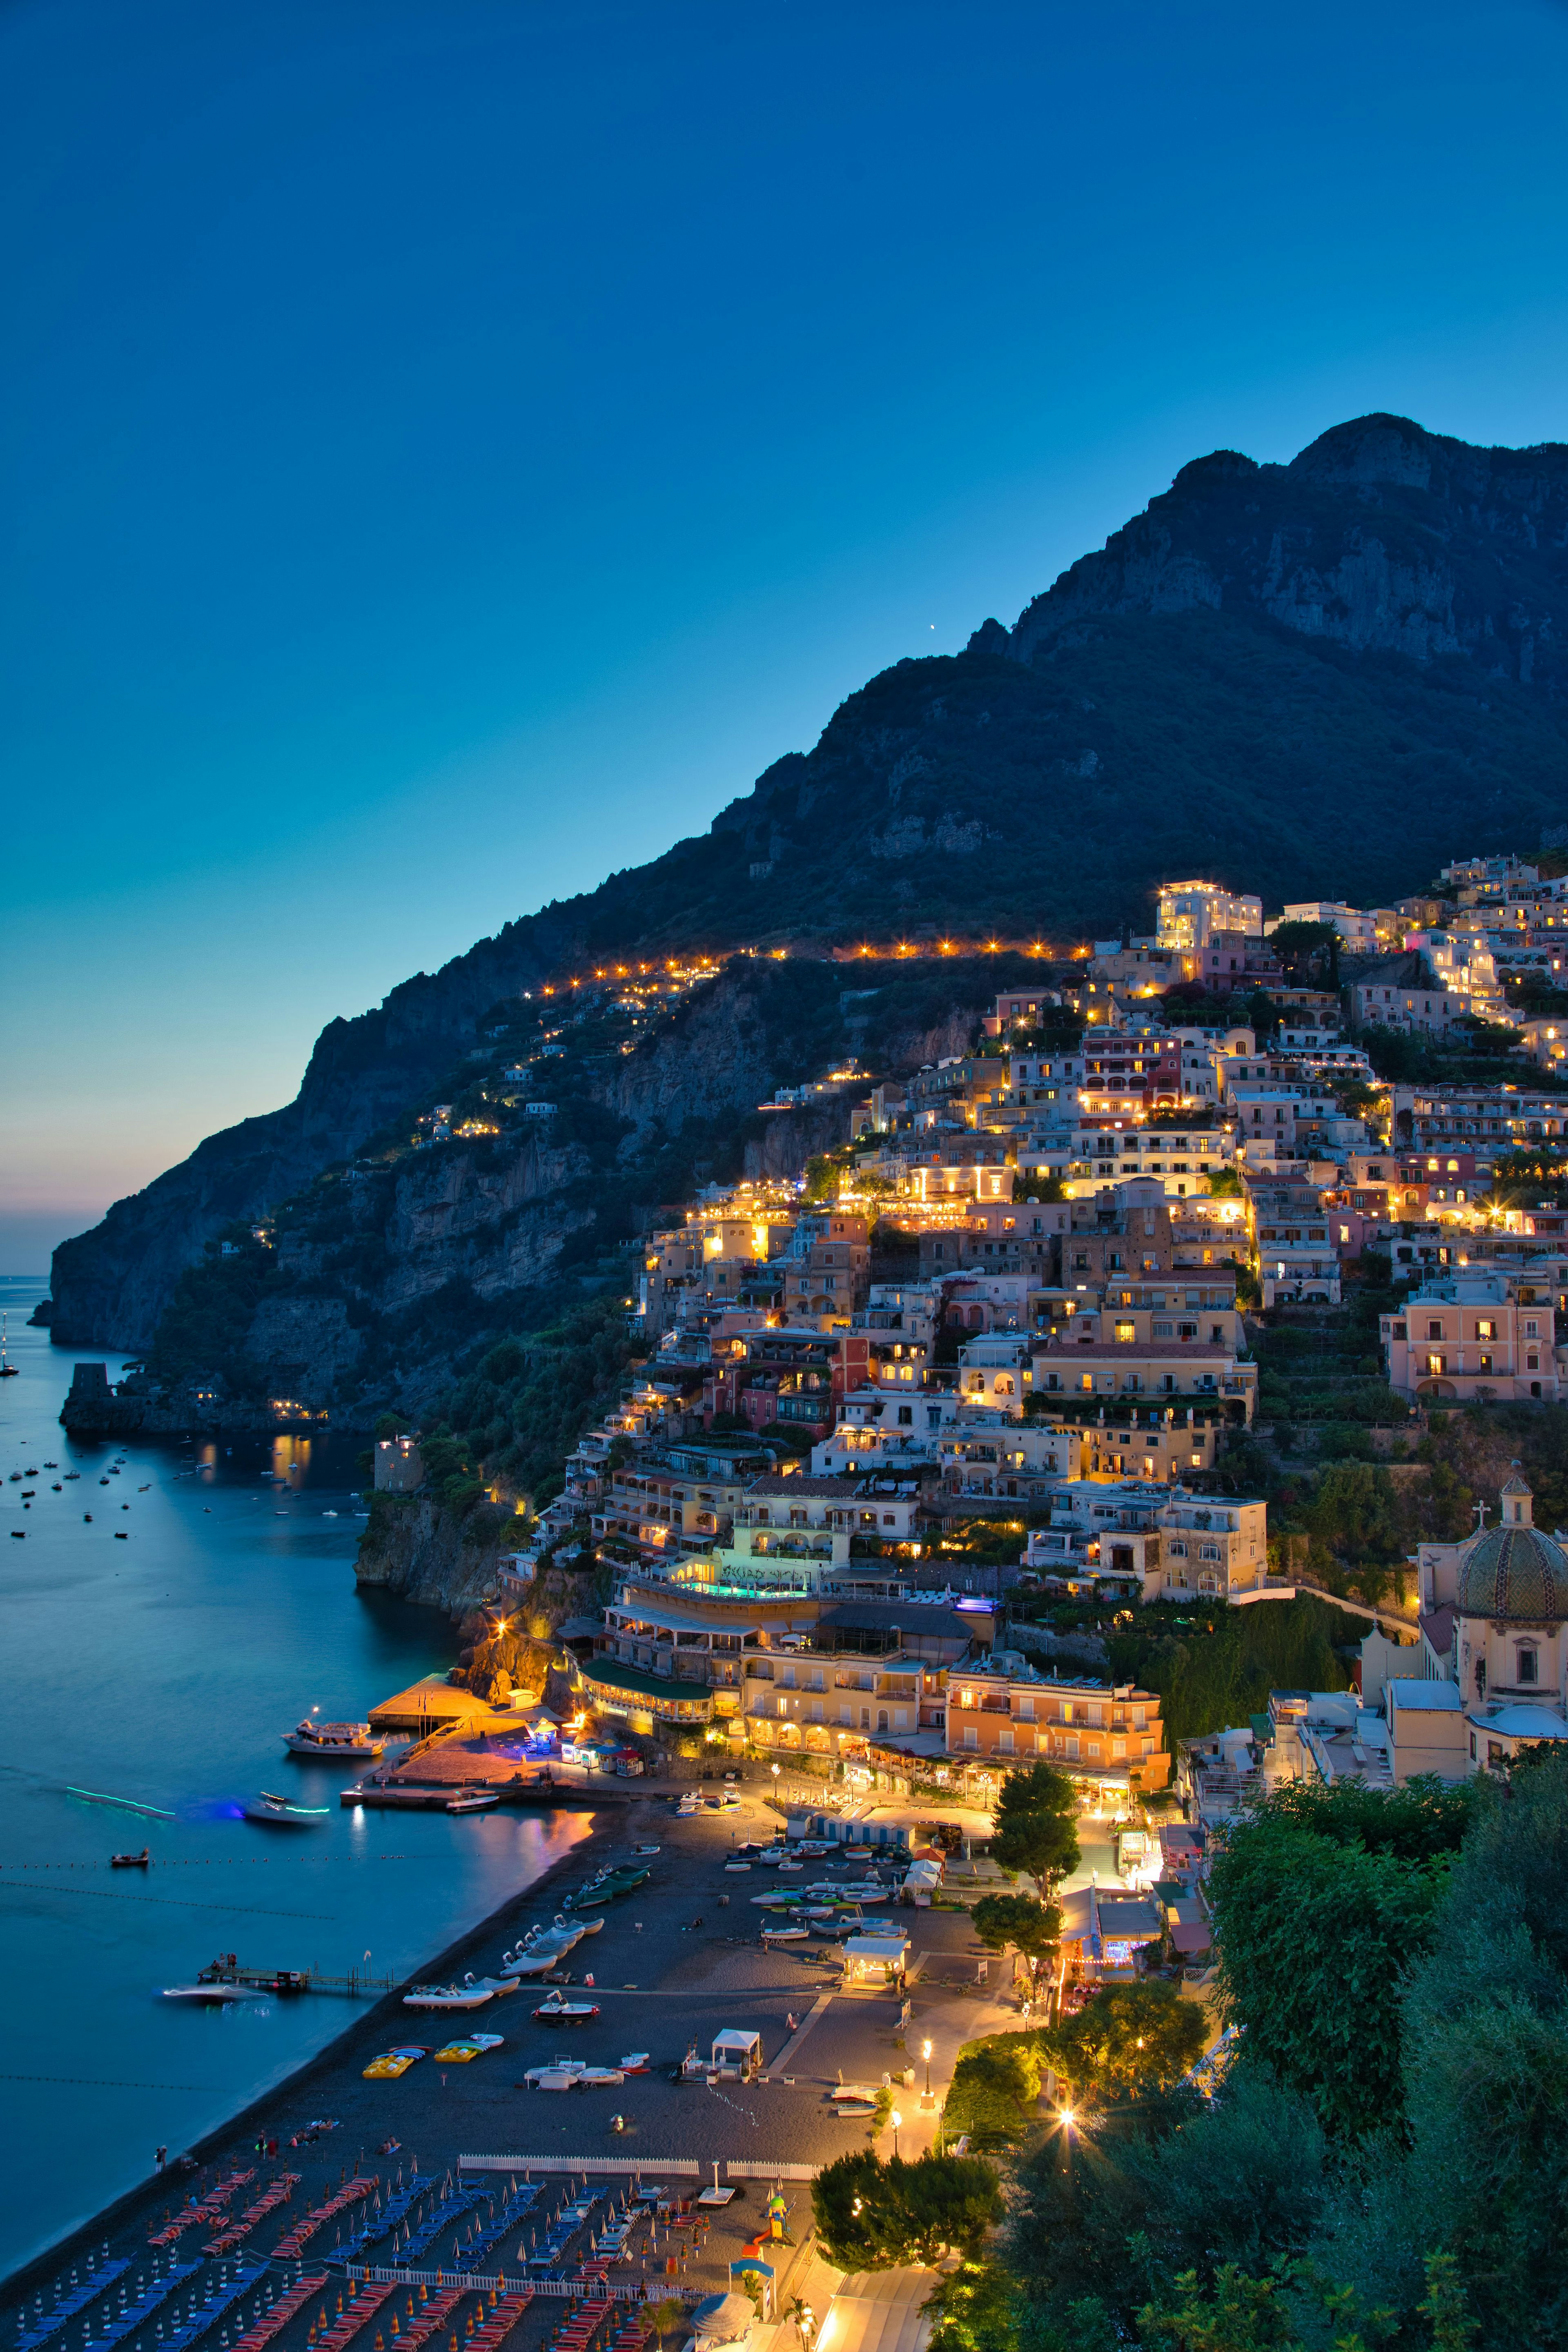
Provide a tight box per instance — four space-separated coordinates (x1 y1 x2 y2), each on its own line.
342 2269 643 2301
457 2156 814 2185
458 2157 701 2178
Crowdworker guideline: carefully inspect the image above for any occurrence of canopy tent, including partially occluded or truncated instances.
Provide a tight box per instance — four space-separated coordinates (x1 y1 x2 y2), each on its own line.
816 2272 940 2352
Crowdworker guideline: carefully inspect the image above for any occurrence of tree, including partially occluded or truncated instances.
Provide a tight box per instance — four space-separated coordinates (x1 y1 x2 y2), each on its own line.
1041 1981 1208 2102
989 1762 1081 1893
1206 1784 1464 2138
971 1893 1061 1987
811 2149 1002 2270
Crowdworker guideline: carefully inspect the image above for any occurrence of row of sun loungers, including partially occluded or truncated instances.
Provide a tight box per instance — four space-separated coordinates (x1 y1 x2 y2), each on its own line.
15 2256 132 2352
204 2175 301 2255
76 2261 204 2352
228 2270 330 2352
158 2260 270 2352
149 2174 254 2249
272 2178 376 2260
337 2177 435 2263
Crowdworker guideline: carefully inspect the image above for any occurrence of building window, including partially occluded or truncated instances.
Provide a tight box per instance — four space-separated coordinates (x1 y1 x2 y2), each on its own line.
1518 1647 1539 1685
1428 1319 1443 1340
963 1726 978 1751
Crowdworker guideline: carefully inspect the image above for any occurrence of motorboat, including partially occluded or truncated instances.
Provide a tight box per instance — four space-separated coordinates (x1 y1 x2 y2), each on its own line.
630 1843 660 1857
446 1791 500 1814
402 1982 494 2010
161 1983 268 2005
533 1994 601 2020
283 1717 384 1760
500 1920 586 1977
760 1924 810 1941
242 1792 328 1826
523 2056 587 2087
577 2066 624 2085
464 1973 520 1997
570 1915 605 1935
110 1848 151 1868
619 2052 651 2073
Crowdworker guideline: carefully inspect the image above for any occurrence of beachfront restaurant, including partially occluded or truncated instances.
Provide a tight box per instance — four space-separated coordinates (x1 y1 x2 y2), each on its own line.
579 1655 715 1735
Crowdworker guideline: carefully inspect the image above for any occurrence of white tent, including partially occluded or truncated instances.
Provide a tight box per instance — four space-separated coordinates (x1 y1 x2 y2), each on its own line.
842 1933 909 1981
711 2027 763 2076
817 2271 938 2352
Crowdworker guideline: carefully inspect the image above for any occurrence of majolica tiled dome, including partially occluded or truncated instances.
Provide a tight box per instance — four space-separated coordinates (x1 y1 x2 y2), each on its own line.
1457 1520 1568 1623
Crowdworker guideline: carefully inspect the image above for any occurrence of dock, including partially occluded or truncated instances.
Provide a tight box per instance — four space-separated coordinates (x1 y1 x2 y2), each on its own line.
365 1676 520 1736
196 1961 396 1996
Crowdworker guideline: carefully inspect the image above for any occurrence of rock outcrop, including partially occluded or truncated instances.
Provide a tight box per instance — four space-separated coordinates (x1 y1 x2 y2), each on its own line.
51 415 1568 1354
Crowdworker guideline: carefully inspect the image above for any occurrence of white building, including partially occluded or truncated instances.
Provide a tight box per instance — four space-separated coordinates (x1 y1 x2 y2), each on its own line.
1157 880 1263 954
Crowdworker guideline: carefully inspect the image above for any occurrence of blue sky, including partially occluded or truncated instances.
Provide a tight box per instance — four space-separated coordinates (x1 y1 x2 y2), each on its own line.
4 0 1568 1270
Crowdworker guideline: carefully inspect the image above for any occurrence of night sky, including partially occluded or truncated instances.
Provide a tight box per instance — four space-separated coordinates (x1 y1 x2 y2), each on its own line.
5 0 1568 1267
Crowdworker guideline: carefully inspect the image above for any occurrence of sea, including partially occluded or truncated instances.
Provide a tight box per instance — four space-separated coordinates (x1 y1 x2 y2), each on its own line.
0 1275 589 2283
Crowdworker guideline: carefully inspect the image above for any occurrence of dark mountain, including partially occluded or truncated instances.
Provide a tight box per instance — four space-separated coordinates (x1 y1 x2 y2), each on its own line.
51 413 1568 1349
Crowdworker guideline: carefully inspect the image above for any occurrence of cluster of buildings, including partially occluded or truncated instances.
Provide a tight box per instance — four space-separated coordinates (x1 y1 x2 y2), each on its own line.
369 859 1568 1802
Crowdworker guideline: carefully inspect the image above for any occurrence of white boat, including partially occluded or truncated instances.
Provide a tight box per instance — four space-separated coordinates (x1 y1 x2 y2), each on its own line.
465 1973 520 1996
619 2052 651 2072
283 1718 383 1760
402 1982 494 2010
572 1915 605 1935
578 2067 624 2086
499 1919 586 1977
242 1792 328 1826
161 1983 267 2005
630 1843 660 1857
761 1924 810 1941
446 1791 499 1814
523 2056 587 2086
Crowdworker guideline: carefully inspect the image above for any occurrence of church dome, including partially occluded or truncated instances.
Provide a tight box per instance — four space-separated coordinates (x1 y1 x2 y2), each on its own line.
1457 1508 1568 1624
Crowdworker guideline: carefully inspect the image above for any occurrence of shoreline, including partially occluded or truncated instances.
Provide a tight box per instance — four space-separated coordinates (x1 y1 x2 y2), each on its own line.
0 1805 612 2305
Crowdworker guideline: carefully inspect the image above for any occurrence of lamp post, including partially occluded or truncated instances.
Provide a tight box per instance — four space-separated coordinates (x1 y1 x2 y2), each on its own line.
889 2108 902 2158
921 2038 933 2109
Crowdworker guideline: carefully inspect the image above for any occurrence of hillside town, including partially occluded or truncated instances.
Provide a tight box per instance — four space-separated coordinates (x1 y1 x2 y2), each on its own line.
369 858 1568 1812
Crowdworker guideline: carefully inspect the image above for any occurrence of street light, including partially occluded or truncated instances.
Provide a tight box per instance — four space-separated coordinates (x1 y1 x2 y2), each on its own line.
889 2108 902 2157
922 2039 933 2094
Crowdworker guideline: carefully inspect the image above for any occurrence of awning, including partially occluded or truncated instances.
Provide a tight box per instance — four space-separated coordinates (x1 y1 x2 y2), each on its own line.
1168 1921 1212 1955
817 2271 939 2352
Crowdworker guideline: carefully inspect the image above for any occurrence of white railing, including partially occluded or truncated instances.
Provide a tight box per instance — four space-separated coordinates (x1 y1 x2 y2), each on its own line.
342 2267 644 2299
459 2154 701 2176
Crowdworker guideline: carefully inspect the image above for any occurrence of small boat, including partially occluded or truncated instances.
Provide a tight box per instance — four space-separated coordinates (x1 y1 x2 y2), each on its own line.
110 1848 151 1869
161 1983 267 2005
577 2066 624 2085
761 1924 811 1941
403 1982 494 2010
364 2047 430 2078
464 1973 521 1997
242 1791 328 1826
619 2051 651 2073
630 1843 660 1857
523 2057 587 2087
283 1717 384 1760
432 2033 503 2062
571 1915 605 1935
533 1995 601 2020
445 1791 499 1814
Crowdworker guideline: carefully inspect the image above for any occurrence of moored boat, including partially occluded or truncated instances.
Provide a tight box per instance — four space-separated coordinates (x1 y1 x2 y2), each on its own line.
283 1717 383 1760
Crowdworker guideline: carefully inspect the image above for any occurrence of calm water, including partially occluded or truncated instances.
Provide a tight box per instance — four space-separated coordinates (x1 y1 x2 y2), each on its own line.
0 1276 588 2281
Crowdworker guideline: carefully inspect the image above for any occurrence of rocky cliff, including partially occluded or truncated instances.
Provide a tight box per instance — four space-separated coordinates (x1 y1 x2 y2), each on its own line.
51 414 1568 1354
